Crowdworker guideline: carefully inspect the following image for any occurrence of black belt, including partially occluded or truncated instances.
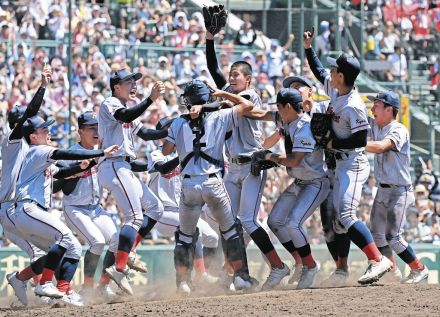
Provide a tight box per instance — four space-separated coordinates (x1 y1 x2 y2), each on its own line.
334 153 349 160
380 183 391 188
183 173 217 179
230 156 252 164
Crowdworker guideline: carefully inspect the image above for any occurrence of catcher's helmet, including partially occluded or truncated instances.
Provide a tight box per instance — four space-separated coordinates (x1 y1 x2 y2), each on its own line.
181 80 213 108
7 105 27 129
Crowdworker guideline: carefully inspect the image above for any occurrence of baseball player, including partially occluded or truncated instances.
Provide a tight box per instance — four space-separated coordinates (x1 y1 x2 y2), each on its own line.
303 27 392 284
259 88 330 289
206 26 290 289
366 91 428 283
9 115 118 306
98 68 166 295
283 75 351 286
147 150 219 284
60 111 120 297
162 80 256 295
2 66 52 306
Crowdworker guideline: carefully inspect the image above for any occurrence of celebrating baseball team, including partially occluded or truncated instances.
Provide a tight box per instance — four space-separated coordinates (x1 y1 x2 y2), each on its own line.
0 4 429 308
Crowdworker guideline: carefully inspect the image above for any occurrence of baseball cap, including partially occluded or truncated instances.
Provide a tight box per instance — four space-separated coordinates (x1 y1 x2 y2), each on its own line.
282 76 314 88
158 56 168 64
326 53 361 83
367 91 400 109
271 88 303 105
7 105 26 128
110 68 142 90
78 111 98 128
22 115 54 137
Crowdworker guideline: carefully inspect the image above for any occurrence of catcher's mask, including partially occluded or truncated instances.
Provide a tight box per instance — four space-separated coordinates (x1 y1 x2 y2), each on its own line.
180 80 214 110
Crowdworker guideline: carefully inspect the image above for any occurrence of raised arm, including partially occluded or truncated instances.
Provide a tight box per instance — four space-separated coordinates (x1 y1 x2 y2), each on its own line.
303 27 329 85
10 64 52 140
205 33 228 89
113 82 165 123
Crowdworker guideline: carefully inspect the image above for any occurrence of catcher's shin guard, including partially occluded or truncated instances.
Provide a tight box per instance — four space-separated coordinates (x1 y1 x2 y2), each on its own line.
221 220 250 279
174 227 199 285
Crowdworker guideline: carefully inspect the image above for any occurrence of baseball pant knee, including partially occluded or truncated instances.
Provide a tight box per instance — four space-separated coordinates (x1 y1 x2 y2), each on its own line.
267 214 291 244
372 232 388 248
386 234 408 254
63 233 82 260
89 241 106 255
108 232 119 253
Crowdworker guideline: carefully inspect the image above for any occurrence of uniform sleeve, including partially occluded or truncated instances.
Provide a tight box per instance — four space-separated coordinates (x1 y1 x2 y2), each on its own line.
386 125 407 152
219 107 238 132
104 98 125 121
291 124 316 153
131 118 143 135
166 119 178 145
345 106 370 133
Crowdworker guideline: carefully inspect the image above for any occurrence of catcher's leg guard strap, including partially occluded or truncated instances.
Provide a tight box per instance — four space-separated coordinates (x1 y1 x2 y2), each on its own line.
220 220 249 276
174 228 199 284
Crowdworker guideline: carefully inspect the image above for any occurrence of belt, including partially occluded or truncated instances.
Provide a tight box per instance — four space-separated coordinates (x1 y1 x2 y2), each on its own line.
334 153 349 160
380 183 391 188
183 173 217 179
19 199 49 211
230 156 252 164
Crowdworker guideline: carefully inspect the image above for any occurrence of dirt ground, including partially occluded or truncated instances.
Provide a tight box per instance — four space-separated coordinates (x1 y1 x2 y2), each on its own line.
0 283 438 317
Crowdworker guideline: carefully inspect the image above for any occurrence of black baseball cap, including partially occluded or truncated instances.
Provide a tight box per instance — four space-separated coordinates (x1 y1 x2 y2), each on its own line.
7 105 26 129
327 53 361 83
78 111 98 128
282 76 314 88
367 91 400 109
22 115 54 136
271 88 303 105
110 68 142 90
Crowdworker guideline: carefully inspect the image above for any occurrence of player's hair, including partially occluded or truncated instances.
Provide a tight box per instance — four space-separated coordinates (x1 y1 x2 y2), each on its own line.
24 134 31 144
337 69 356 87
384 103 398 118
280 101 303 113
231 61 252 77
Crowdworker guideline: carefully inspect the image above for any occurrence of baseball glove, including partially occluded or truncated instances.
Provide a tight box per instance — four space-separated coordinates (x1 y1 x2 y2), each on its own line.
310 113 334 148
156 116 175 130
250 150 278 176
202 4 228 36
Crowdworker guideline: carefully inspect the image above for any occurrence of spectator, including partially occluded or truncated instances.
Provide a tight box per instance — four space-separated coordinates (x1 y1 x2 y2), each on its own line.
235 21 257 46
380 21 400 57
316 20 331 58
385 45 408 91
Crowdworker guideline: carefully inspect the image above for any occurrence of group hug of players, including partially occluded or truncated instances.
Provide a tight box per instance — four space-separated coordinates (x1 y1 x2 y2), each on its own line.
0 26 428 307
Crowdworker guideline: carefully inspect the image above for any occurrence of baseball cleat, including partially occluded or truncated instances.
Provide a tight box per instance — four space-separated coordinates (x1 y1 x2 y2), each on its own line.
233 275 253 291
34 282 65 299
105 265 133 295
177 281 191 296
321 269 349 287
297 262 320 290
7 271 28 306
127 251 148 273
261 263 290 290
194 272 219 285
98 284 119 301
54 290 84 307
401 267 429 284
288 264 304 285
357 256 392 285
381 267 403 284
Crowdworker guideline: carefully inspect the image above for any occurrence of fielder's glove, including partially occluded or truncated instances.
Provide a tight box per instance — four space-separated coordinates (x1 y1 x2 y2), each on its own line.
250 150 278 176
156 116 175 130
202 4 228 36
310 113 334 148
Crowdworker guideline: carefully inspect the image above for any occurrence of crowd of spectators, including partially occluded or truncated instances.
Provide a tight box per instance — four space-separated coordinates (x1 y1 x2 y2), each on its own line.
0 1 439 250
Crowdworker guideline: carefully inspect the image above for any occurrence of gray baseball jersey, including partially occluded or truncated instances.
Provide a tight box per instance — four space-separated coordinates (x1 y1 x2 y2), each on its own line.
0 132 29 202
310 100 330 115
15 145 58 209
166 108 237 176
369 119 411 186
63 143 101 206
223 87 263 157
323 76 370 152
284 114 327 181
98 97 142 159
